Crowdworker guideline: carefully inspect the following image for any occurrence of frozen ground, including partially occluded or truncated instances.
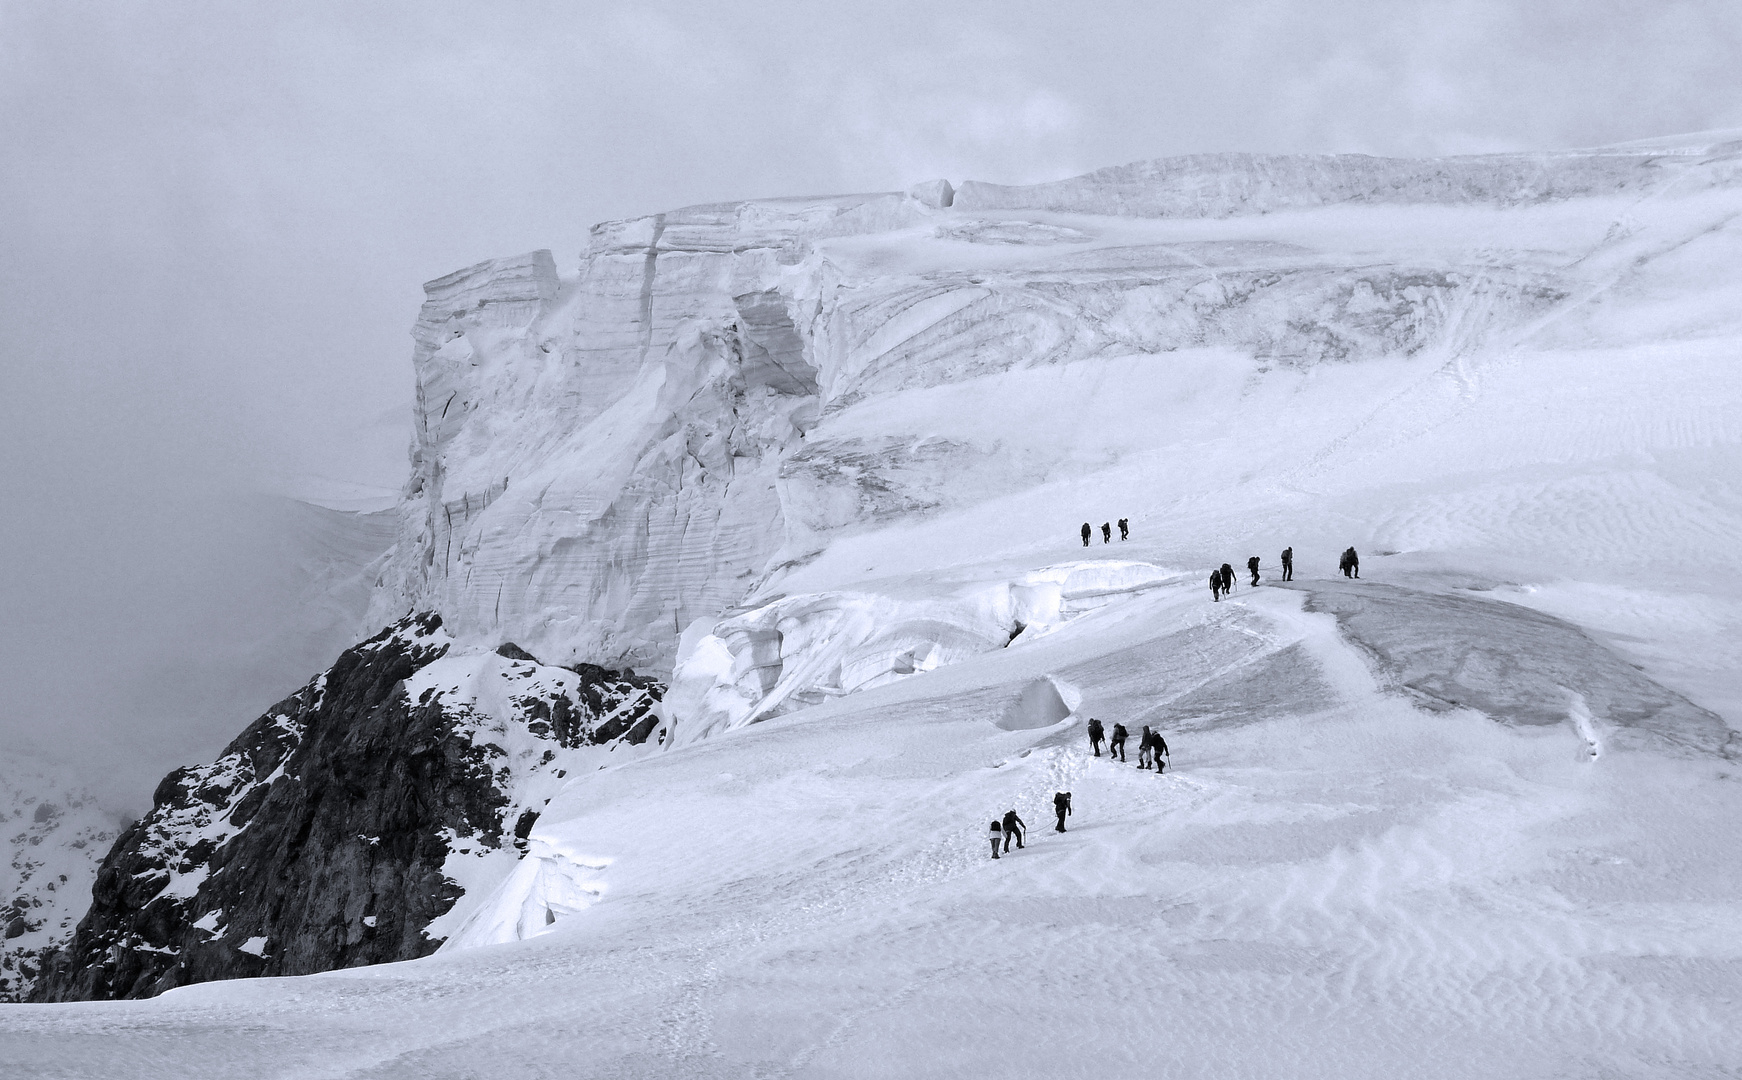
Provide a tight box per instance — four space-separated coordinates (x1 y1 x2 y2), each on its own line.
6 139 1742 1076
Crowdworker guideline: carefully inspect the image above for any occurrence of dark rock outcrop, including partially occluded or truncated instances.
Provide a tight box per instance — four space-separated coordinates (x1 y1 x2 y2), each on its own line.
32 614 663 1002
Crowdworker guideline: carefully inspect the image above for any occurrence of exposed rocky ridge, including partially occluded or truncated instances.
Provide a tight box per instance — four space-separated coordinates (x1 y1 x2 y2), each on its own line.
32 614 662 1001
0 760 119 1002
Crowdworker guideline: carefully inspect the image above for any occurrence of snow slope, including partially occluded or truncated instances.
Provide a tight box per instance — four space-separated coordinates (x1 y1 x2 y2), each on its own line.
6 136 1742 1074
2 576 1738 1077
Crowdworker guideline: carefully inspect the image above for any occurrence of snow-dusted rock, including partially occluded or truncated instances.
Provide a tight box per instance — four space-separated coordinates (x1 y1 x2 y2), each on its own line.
0 759 119 1002
32 615 661 1001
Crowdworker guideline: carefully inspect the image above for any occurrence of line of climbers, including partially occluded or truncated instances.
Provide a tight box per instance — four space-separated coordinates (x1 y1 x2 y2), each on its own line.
989 718 1171 860
1209 546 1359 601
989 791 1075 858
1086 716 1168 770
1080 518 1130 546
995 540 1368 861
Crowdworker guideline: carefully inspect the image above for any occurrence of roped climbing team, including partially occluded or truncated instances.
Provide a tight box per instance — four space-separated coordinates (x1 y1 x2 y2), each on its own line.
996 535 1369 859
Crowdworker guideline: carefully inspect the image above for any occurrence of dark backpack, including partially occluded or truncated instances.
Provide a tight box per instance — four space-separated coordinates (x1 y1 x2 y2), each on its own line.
1054 792 1071 809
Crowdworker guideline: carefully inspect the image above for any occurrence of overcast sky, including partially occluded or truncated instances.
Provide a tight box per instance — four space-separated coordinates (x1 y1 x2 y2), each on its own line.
4 0 1741 808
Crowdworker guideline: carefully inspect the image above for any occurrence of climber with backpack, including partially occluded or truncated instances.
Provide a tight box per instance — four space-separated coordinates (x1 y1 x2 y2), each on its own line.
1087 717 1105 756
1053 791 1072 832
1001 809 1027 853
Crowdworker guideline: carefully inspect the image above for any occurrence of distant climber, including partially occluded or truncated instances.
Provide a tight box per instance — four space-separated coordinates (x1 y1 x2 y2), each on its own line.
1151 730 1170 773
1001 809 1026 853
1118 518 1129 541
1053 791 1072 832
1247 556 1261 586
1087 717 1105 756
1210 572 1222 602
1137 725 1155 769
1081 522 1092 547
1109 722 1129 762
1101 522 1112 544
1220 564 1235 594
1340 547 1360 578
1281 546 1293 582
990 819 1004 859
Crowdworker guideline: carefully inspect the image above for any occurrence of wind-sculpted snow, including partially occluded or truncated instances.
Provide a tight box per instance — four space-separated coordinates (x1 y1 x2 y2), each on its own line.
31 615 664 1001
15 570 1741 1078
1296 580 1735 756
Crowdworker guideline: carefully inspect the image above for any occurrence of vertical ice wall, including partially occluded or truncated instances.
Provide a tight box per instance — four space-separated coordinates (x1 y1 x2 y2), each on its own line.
368 214 834 668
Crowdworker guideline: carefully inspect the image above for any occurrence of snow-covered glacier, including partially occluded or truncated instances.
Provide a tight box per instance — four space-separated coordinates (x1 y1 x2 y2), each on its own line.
13 136 1742 1078
366 135 1742 743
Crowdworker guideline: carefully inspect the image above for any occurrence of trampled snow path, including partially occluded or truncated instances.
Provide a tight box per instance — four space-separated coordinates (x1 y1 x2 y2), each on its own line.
5 577 1739 1079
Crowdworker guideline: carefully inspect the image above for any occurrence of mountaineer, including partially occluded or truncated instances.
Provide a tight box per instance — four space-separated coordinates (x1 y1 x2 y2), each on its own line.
1001 809 1027 853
